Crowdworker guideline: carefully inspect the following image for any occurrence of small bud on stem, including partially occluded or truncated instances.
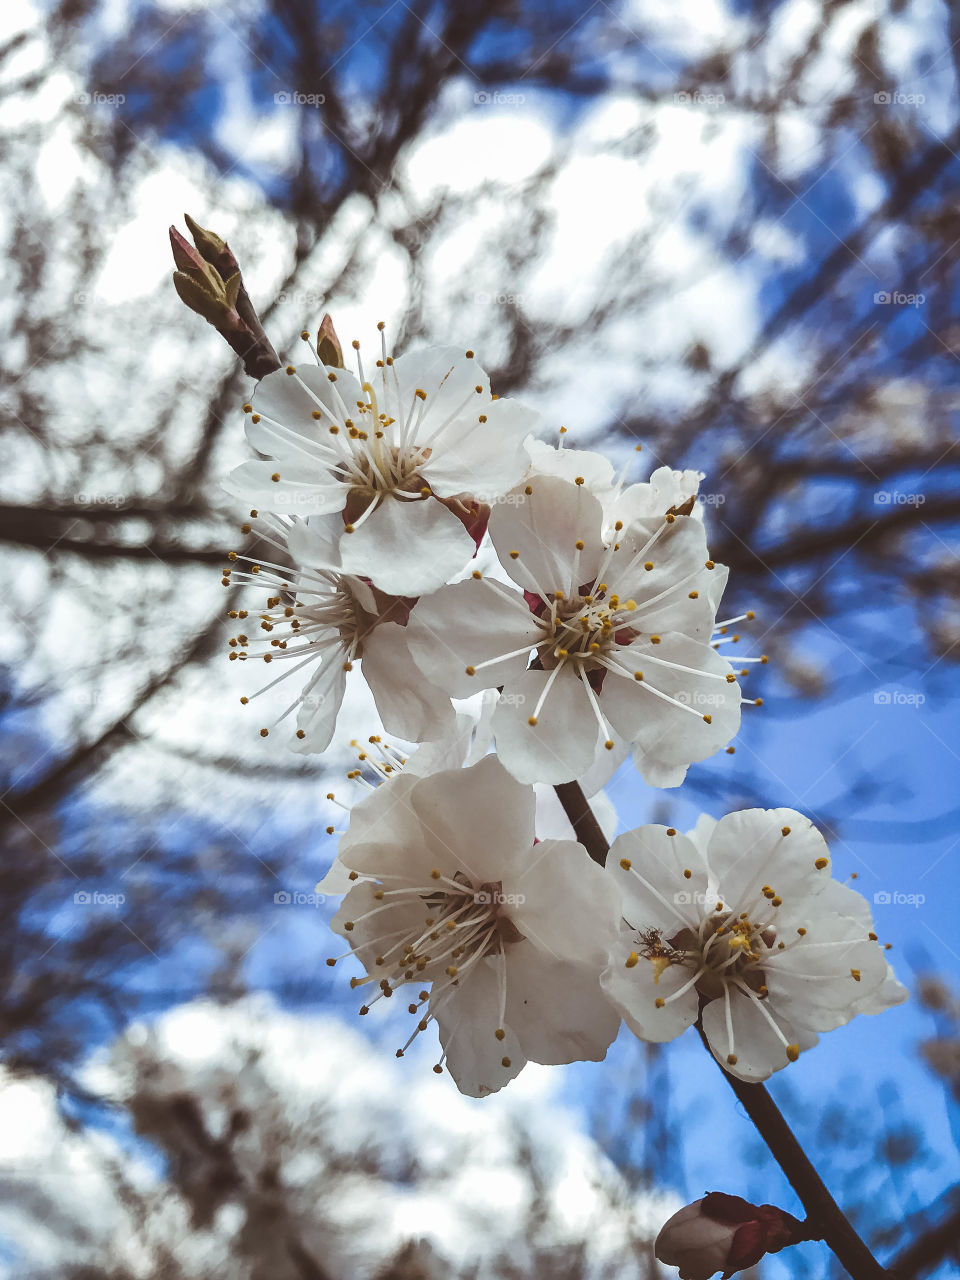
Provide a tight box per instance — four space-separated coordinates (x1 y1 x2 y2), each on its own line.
169 215 281 380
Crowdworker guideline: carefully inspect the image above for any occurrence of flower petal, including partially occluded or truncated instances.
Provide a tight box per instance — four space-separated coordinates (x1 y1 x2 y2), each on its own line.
431 959 527 1098
508 838 621 969
703 809 832 913
361 621 456 743
489 474 605 596
607 825 710 935
424 397 539 500
701 991 819 1081
602 945 699 1044
224 460 351 515
505 942 620 1065
339 495 476 595
406 578 540 699
493 667 601 785
408 754 536 885
290 639 348 753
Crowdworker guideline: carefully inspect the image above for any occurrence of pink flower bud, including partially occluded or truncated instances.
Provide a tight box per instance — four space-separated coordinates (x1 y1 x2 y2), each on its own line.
655 1193 806 1280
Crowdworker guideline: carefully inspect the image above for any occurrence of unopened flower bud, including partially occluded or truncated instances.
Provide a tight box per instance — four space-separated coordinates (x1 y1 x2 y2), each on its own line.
183 211 240 278
316 312 344 368
655 1193 807 1280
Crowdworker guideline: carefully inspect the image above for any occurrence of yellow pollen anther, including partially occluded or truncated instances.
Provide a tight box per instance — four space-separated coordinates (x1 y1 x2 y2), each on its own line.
797 927 807 936
285 365 296 375
575 540 585 550
575 476 585 485
688 590 699 598
271 472 280 482
655 998 665 1008
509 550 519 559
850 968 861 982
815 857 829 870
625 951 639 968
465 665 476 676
650 635 661 644
528 715 538 726
524 485 533 495
495 1028 506 1041
786 1044 800 1062
781 826 791 836
472 570 482 579
619 858 632 870
604 739 615 750
703 714 712 724
430 869 442 880
501 1057 511 1068
683 869 692 879
705 560 715 569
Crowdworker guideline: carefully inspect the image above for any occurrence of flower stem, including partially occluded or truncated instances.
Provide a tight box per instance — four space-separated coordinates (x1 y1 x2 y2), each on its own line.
553 780 608 867
695 1025 889 1279
553 777 889 1280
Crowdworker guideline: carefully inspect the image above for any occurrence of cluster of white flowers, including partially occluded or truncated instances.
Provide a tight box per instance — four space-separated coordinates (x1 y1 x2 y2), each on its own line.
223 331 905 1098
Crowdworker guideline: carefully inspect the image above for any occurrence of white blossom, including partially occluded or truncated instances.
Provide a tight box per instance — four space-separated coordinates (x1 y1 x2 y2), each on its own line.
326 754 622 1096
407 473 749 787
224 337 538 596
224 511 452 751
603 808 907 1081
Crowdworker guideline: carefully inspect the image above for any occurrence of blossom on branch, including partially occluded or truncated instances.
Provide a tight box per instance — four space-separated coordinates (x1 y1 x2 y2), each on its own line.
406 472 746 787
222 511 452 751
325 754 621 1096
224 334 539 596
603 808 906 1080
